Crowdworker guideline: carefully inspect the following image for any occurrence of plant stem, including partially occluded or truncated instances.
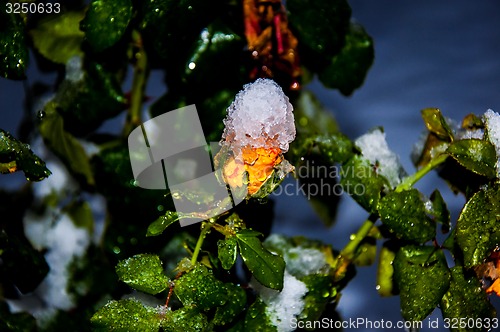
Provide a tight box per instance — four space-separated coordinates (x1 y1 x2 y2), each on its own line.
334 214 377 280
395 153 448 192
333 154 448 280
123 31 148 137
191 222 212 265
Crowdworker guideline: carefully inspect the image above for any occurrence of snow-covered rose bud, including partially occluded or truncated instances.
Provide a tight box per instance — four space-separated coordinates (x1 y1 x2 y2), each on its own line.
217 78 295 196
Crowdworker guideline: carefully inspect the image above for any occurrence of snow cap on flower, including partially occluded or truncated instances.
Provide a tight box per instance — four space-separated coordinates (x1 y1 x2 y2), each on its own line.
221 78 295 154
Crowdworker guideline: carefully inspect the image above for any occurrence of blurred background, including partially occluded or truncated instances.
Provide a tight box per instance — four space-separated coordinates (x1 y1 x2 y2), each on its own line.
1 0 500 330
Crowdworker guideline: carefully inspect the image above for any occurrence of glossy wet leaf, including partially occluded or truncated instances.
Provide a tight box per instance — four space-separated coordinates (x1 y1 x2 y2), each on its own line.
236 229 285 290
339 155 389 213
318 23 374 96
30 11 85 64
299 274 336 322
378 189 435 243
287 0 351 67
81 0 132 52
446 139 497 179
38 103 95 186
138 0 223 69
393 245 450 321
0 9 28 79
440 266 496 332
174 264 227 310
243 299 276 332
147 211 179 237
429 189 450 233
0 129 51 181
456 182 500 268
421 108 454 141
213 283 247 326
116 254 169 294
184 22 245 95
218 236 238 270
91 299 160 332
162 306 208 332
376 241 398 297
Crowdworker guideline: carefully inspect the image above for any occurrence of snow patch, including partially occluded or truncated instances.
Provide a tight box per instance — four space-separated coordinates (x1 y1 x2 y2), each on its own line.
251 271 307 332
355 128 406 188
484 109 500 177
24 211 91 310
221 78 295 154
285 247 327 278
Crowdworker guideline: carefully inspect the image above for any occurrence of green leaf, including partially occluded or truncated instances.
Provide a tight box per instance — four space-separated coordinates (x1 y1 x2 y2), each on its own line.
213 283 247 326
456 182 500 268
376 241 398 297
174 264 227 310
378 189 435 243
147 211 179 237
91 299 161 332
287 0 351 68
318 22 375 96
339 155 388 213
38 102 95 186
236 229 285 290
81 0 132 52
440 266 496 332
0 9 28 79
183 21 245 96
0 129 51 181
162 306 208 332
116 254 169 294
446 139 497 179
30 11 85 64
429 189 450 233
299 274 336 322
218 236 238 270
421 108 454 141
243 299 276 332
138 0 224 68
393 245 450 321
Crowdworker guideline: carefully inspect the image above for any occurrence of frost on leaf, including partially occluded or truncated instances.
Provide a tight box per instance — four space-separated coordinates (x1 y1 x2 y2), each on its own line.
216 79 296 196
354 128 406 188
483 109 500 177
